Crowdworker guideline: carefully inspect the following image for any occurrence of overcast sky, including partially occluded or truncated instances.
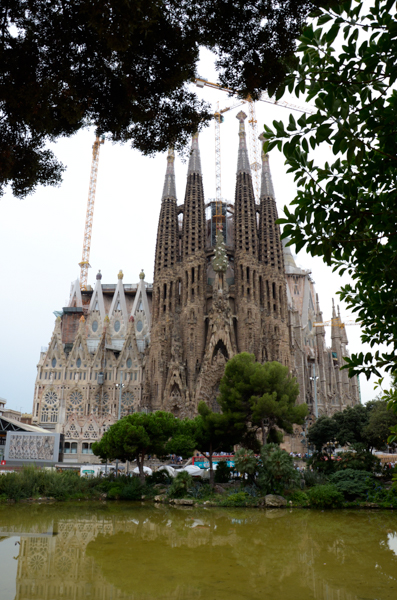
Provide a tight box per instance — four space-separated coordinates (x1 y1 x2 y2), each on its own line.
0 50 386 413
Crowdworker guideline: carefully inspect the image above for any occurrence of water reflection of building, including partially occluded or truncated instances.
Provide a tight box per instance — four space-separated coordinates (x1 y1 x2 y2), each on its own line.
14 517 130 600
5 510 375 600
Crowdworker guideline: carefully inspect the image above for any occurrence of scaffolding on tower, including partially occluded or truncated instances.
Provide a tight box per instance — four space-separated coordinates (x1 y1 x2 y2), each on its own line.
79 135 104 291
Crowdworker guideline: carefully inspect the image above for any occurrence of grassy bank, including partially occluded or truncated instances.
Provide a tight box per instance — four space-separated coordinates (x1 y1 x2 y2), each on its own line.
1 466 397 509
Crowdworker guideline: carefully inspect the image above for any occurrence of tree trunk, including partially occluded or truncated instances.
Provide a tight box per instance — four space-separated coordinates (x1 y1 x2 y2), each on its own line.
262 421 267 446
209 443 214 488
137 454 145 485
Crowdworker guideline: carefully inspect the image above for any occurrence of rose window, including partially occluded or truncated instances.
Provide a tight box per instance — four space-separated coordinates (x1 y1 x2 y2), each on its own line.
44 390 58 406
69 391 83 406
121 392 134 416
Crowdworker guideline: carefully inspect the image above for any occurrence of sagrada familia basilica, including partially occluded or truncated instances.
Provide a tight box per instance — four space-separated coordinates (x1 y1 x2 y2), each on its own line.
32 112 360 463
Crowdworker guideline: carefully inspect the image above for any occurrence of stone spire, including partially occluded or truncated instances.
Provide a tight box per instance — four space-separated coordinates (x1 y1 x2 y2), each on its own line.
234 112 257 257
162 147 177 200
154 149 179 275
258 133 284 272
236 111 251 174
187 132 202 175
181 132 206 259
259 138 275 198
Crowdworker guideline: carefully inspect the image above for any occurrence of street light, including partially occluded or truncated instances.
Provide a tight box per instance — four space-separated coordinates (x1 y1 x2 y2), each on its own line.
115 373 125 421
115 372 125 478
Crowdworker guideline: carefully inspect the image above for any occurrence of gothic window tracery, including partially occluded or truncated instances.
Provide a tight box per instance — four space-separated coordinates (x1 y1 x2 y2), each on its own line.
67 390 84 416
121 392 135 417
93 392 109 415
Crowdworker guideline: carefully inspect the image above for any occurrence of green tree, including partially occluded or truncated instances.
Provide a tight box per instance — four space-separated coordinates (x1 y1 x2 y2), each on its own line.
332 405 370 449
364 400 397 451
234 448 258 482
218 353 307 446
92 411 178 483
263 0 397 382
257 443 300 494
1 0 324 197
307 415 339 452
192 401 240 488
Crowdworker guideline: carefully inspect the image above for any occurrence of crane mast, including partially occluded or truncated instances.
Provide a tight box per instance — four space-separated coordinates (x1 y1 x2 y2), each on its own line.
196 77 311 203
79 136 104 290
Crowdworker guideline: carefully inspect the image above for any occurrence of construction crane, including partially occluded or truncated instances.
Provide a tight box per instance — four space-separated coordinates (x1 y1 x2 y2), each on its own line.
196 77 311 202
213 100 245 232
313 318 361 328
79 135 104 291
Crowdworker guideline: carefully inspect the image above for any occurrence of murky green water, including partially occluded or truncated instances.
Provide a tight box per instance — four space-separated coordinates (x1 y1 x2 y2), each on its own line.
0 503 396 600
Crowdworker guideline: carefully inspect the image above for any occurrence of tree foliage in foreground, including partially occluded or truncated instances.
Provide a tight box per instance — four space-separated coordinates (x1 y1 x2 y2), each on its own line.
263 0 397 382
1 0 322 197
218 353 307 446
92 411 178 482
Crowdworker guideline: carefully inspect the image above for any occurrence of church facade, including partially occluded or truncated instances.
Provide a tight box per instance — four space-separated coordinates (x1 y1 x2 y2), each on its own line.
32 112 359 463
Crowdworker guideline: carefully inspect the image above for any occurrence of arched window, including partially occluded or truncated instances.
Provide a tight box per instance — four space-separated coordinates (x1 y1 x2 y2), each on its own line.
71 442 78 454
64 442 71 454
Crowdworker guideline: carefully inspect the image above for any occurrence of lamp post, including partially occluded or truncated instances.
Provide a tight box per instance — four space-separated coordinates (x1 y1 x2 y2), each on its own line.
115 373 124 478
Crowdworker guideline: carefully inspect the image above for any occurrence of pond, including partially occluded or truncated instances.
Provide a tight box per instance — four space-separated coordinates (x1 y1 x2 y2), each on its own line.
0 503 396 600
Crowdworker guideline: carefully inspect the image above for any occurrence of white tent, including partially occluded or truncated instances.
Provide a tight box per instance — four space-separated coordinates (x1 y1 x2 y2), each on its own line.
132 466 153 475
180 465 202 476
158 465 176 477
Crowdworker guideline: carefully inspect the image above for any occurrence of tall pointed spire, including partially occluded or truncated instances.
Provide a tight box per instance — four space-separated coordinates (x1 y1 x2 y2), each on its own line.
259 135 275 198
181 132 206 259
188 132 202 175
236 111 251 174
258 133 284 272
154 149 179 275
234 111 257 256
162 147 176 200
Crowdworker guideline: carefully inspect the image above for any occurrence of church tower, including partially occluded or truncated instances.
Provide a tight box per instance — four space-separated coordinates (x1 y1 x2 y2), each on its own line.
233 111 261 356
148 148 180 410
257 135 291 367
180 133 207 393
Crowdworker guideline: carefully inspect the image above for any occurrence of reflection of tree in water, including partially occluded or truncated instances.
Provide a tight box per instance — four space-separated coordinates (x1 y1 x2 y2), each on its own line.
2 504 397 600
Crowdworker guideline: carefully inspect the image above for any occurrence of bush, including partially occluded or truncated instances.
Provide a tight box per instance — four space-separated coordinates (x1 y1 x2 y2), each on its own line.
308 452 336 474
287 490 310 506
107 485 123 499
188 482 213 500
303 469 329 488
168 471 192 498
146 471 171 485
335 451 381 473
365 481 397 508
220 491 249 507
214 461 231 484
329 469 373 500
257 444 300 494
120 478 144 500
307 484 344 508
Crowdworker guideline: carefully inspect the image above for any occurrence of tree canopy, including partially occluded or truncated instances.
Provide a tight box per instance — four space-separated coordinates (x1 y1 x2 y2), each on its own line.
263 0 397 382
218 353 307 446
308 400 397 452
2 0 323 197
92 411 178 482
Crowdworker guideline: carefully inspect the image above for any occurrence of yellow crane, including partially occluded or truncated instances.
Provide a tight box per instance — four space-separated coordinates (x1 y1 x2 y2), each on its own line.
79 135 104 290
